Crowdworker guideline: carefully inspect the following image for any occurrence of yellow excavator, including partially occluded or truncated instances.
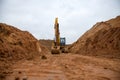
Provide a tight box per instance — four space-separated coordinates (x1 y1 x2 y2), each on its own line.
51 18 68 54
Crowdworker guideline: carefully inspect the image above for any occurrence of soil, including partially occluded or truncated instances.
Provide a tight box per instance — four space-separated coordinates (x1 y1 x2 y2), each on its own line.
0 23 48 80
0 16 120 80
39 39 53 51
5 53 120 80
69 16 120 59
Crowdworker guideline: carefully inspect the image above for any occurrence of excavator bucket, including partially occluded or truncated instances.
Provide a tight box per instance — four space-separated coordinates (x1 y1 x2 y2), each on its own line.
51 46 60 54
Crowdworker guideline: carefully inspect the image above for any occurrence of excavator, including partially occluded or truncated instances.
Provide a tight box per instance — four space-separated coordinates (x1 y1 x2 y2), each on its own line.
51 18 68 54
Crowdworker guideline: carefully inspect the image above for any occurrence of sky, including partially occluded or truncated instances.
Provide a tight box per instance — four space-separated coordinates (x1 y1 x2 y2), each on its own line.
0 0 120 44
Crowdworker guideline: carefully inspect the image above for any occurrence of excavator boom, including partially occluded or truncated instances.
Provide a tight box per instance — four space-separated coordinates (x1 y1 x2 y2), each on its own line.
54 18 60 46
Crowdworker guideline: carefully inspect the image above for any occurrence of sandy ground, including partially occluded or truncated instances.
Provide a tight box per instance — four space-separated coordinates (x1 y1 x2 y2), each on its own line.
6 53 120 80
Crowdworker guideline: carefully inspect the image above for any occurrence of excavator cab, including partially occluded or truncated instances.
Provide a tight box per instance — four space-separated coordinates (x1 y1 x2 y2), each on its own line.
60 37 66 46
60 37 67 53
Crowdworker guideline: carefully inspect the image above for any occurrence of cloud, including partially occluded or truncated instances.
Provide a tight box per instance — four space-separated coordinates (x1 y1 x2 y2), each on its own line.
0 0 120 44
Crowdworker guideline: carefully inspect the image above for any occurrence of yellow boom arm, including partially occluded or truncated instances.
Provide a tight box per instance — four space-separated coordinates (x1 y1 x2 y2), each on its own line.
54 17 60 46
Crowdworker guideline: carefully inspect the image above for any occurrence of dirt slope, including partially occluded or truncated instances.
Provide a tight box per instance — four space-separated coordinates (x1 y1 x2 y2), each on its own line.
69 16 120 58
0 23 48 79
39 39 53 51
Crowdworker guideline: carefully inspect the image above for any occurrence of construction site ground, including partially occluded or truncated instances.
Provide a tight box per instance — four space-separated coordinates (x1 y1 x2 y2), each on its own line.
6 53 120 80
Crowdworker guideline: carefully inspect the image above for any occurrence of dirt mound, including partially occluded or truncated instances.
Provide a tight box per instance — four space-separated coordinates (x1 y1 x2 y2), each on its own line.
0 23 46 59
39 39 53 51
69 16 120 58
0 23 48 79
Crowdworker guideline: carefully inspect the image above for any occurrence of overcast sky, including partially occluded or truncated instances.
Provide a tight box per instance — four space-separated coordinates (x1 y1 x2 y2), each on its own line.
0 0 120 44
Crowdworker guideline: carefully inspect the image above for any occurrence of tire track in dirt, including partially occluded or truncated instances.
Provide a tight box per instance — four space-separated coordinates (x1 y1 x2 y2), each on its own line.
5 58 67 80
5 53 120 80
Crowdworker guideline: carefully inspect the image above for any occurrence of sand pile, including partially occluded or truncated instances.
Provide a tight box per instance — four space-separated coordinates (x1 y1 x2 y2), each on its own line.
69 16 120 58
0 23 48 79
